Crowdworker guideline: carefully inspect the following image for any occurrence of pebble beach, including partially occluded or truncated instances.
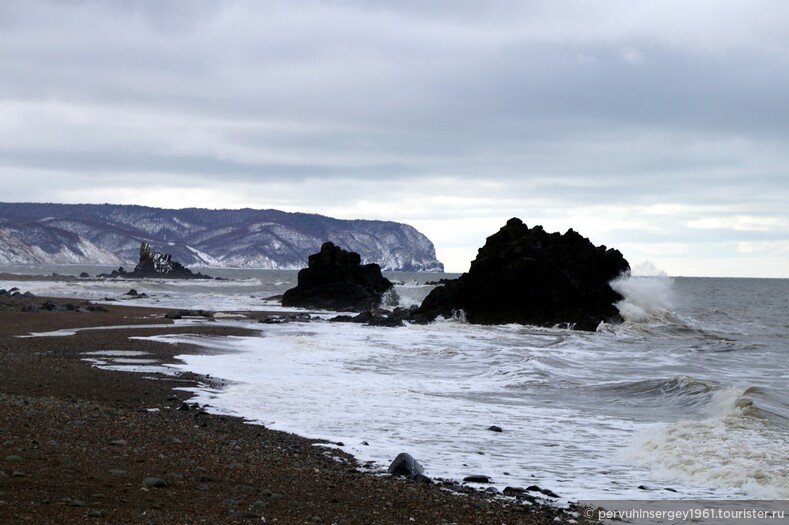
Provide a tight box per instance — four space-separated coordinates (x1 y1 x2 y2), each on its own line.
0 293 590 525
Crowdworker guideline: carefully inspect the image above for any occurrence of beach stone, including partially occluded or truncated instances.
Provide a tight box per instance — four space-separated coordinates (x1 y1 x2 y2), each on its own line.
417 218 630 330
388 452 424 478
141 477 168 488
487 425 503 432
410 473 433 484
229 511 263 520
67 499 85 507
526 485 560 498
463 475 491 483
11 470 26 478
502 486 527 496
85 509 105 517
108 439 127 447
4 455 23 462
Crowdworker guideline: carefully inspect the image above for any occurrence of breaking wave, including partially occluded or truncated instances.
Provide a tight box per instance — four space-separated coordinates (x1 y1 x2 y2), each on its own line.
625 387 789 498
611 272 675 323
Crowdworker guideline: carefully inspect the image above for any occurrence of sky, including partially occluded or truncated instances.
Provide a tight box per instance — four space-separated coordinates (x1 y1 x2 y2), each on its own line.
1 1 788 277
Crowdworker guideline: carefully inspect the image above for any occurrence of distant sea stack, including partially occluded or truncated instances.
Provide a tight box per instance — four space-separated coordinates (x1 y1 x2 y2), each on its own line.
99 242 212 279
282 242 395 311
417 218 630 330
0 203 444 271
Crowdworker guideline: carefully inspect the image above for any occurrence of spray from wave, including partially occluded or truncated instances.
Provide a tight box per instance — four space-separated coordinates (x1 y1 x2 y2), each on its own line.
610 267 675 323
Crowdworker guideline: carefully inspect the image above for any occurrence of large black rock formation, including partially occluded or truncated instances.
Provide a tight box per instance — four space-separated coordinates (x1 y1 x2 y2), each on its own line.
281 242 394 311
417 218 629 330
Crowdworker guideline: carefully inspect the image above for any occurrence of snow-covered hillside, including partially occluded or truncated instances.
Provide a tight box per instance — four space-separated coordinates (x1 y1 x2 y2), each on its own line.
0 204 444 271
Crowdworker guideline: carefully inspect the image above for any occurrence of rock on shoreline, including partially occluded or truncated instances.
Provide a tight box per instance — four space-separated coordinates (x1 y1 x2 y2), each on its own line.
417 218 630 330
282 242 396 311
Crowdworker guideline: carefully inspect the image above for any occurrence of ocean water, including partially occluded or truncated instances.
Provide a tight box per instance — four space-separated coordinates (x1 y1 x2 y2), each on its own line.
3 266 787 502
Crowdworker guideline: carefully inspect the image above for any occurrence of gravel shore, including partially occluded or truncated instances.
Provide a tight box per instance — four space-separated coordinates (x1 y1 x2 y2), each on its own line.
0 294 593 525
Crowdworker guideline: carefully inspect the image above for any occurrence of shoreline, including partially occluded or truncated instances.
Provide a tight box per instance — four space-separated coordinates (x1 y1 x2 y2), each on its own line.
0 293 590 525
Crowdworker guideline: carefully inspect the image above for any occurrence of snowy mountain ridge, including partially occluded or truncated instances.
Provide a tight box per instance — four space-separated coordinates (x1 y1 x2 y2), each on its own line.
0 203 444 271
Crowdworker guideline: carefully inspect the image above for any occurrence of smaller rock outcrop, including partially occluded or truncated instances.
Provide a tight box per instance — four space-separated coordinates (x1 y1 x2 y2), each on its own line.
132 242 209 278
98 243 211 279
417 218 629 330
281 242 395 311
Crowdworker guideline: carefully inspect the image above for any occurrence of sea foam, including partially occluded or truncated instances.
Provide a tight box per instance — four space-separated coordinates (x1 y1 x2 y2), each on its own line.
625 387 789 499
611 272 675 323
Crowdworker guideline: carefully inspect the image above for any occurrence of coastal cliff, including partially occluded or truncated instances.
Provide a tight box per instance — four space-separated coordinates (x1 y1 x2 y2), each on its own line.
0 203 444 271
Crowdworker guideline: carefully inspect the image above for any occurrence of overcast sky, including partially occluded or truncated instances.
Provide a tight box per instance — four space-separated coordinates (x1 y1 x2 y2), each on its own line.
1 1 788 276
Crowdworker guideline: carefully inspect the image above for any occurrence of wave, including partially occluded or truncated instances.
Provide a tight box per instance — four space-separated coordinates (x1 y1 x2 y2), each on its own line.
610 272 676 324
598 375 717 399
625 387 789 498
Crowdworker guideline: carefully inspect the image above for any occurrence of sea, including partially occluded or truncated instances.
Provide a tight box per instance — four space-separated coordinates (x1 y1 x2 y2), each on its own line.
2 265 787 504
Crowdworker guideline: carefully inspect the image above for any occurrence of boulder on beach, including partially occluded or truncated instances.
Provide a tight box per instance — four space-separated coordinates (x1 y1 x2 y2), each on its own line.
416 218 629 331
388 452 424 478
281 242 395 311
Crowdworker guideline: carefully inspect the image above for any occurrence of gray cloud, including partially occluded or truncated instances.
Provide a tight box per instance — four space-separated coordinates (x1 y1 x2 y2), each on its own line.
0 0 787 275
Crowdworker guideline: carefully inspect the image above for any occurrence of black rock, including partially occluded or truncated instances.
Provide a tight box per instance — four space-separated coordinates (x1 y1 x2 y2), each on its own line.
410 473 433 484
282 242 395 311
79 272 90 278
329 309 409 327
387 452 424 478
502 486 527 496
259 313 312 324
165 309 213 320
133 242 208 278
525 485 560 498
141 477 168 488
463 475 491 483
229 511 263 520
86 306 108 312
98 243 212 279
417 218 630 331
487 425 503 432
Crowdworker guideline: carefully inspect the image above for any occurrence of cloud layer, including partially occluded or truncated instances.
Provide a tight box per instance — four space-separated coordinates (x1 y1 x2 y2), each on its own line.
1 0 788 275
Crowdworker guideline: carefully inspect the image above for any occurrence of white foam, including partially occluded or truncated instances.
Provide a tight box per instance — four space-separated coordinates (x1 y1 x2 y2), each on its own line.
611 273 675 323
624 388 789 499
163 321 677 501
